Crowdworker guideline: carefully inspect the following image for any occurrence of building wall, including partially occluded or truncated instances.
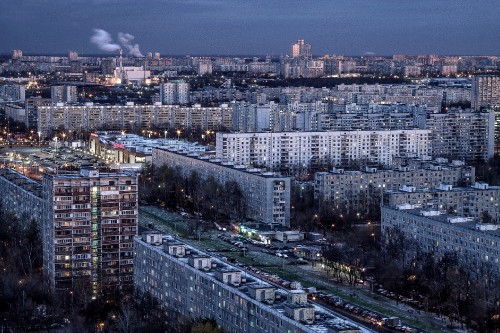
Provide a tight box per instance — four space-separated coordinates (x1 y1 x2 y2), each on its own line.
152 148 291 226
0 168 44 225
381 206 500 274
382 183 500 223
42 170 138 296
216 130 432 169
314 162 475 214
37 104 232 137
472 76 500 110
134 234 319 333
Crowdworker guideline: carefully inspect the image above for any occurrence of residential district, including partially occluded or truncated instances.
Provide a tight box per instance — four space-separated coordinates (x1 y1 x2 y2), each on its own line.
0 42 500 333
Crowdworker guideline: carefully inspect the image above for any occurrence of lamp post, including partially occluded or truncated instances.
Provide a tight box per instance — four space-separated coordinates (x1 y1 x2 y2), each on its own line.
176 129 181 141
164 130 168 140
37 131 41 147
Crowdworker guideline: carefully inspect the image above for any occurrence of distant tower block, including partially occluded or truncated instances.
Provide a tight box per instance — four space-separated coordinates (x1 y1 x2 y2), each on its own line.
11 49 22 59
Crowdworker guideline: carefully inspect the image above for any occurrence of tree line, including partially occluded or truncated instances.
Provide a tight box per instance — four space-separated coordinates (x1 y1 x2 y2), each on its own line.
140 163 246 224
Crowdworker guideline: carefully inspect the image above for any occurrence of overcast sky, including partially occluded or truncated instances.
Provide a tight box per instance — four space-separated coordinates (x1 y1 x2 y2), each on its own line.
1 0 499 56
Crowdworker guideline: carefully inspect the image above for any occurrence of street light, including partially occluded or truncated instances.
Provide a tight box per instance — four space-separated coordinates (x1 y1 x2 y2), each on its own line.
176 129 181 140
164 130 168 139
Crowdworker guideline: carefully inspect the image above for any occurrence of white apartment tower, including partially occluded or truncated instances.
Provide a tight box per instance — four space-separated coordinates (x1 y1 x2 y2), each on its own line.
160 80 190 105
291 39 312 59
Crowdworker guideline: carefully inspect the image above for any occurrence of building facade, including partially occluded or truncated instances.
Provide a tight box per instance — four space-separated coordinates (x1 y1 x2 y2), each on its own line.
37 104 232 137
315 160 475 214
0 168 44 225
134 231 362 333
41 169 138 297
381 206 500 275
50 85 77 104
152 148 291 227
472 75 500 110
216 130 432 170
160 80 190 105
383 182 500 223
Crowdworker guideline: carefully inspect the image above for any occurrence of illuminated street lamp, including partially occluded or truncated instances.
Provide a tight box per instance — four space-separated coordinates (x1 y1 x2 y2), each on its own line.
176 129 181 140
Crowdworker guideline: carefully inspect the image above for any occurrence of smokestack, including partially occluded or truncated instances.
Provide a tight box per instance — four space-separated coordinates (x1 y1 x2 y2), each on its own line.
119 49 124 83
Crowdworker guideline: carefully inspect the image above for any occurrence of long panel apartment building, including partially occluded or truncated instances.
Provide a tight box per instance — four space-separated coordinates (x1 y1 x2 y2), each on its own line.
383 182 500 223
134 231 362 333
216 129 432 170
37 104 232 137
314 159 475 214
381 206 500 275
0 168 44 225
152 148 290 227
42 169 138 296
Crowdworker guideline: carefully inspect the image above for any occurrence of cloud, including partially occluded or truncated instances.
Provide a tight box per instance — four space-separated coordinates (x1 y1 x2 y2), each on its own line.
118 32 144 57
90 29 120 52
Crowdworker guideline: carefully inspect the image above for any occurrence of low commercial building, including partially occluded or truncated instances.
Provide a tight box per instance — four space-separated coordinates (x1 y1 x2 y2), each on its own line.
153 147 291 227
134 231 362 333
383 182 500 223
89 132 208 167
381 205 500 275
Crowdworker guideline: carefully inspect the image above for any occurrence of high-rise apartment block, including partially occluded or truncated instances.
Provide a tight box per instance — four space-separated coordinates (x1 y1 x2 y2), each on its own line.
472 75 500 110
216 130 432 170
25 97 51 129
68 50 78 61
41 169 138 296
160 80 190 105
134 231 363 333
50 85 77 105
11 49 22 59
422 109 495 162
152 148 291 227
291 39 312 59
197 60 213 75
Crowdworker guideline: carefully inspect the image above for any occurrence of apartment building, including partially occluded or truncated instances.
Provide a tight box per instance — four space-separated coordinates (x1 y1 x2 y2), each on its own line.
41 169 138 297
0 168 44 225
152 147 291 227
314 160 475 214
160 80 190 105
421 109 495 161
381 206 500 275
472 75 500 110
134 231 362 333
0 84 25 102
383 182 500 223
50 85 77 104
216 130 432 170
37 104 232 137
25 97 51 129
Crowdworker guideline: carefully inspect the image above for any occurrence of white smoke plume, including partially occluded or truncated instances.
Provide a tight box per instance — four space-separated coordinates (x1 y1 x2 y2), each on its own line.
90 29 144 57
117 32 144 57
90 29 120 52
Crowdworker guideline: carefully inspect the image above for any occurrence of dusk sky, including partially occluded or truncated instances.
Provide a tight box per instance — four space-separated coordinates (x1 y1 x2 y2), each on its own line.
1 0 499 56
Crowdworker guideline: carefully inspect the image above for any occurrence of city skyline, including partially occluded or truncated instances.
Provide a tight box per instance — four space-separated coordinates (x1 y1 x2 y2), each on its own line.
1 0 500 56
